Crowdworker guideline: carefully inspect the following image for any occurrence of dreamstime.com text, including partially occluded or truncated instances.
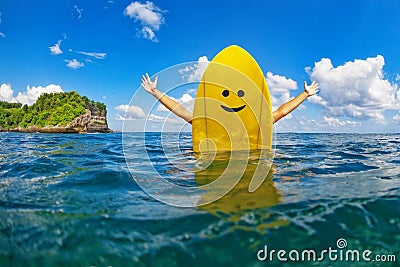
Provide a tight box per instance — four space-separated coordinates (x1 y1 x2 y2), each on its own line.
257 238 396 263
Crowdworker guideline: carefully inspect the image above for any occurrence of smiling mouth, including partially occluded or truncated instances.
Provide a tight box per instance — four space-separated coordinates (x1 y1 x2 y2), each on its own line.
220 104 246 112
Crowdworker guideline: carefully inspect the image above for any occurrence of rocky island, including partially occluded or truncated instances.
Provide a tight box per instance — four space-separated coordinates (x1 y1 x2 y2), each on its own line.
0 91 112 133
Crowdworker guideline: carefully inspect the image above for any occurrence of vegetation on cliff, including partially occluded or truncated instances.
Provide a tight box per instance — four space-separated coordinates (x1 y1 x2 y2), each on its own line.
0 91 106 130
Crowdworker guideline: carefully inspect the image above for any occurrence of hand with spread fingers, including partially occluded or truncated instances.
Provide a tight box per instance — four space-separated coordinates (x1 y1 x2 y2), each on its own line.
141 74 193 123
141 73 159 96
304 81 319 96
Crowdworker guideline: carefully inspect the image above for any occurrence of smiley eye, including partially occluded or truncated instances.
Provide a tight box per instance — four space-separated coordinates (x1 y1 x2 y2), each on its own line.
237 90 245 97
222 89 229 97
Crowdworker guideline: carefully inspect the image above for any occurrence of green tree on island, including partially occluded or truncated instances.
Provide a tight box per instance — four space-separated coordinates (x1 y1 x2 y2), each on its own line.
0 91 106 130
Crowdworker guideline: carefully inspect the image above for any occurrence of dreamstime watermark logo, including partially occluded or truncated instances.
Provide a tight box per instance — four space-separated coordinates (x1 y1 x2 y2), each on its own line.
122 61 275 207
257 238 397 263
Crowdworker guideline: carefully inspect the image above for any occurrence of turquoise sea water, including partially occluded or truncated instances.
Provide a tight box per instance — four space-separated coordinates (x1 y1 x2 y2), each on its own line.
1 132 400 266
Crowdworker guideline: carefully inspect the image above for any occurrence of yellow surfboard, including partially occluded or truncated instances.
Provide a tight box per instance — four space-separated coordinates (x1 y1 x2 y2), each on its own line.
192 45 273 154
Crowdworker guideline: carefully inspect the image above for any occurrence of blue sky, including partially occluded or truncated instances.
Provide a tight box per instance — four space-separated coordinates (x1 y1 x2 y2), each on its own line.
0 0 399 132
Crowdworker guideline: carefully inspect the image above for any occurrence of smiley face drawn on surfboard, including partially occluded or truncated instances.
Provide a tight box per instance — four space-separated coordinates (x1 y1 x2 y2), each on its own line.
220 89 246 112
192 45 273 153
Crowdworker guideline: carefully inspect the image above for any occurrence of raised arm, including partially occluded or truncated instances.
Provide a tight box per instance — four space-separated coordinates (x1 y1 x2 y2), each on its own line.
272 81 319 123
141 74 193 123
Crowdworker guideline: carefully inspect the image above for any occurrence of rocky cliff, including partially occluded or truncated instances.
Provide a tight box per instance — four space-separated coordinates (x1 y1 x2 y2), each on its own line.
85 102 112 133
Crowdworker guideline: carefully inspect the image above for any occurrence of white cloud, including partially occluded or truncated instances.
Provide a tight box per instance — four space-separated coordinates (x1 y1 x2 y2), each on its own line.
307 55 400 122
393 112 400 122
187 88 197 95
124 1 166 42
179 93 194 104
49 40 63 55
104 0 115 10
125 1 164 29
147 113 164 122
115 104 146 120
73 5 83 21
266 71 298 110
17 85 64 106
301 116 359 131
65 59 84 69
0 11 5 37
0 83 17 103
75 51 106 59
114 104 184 126
179 56 210 82
156 93 194 112
322 116 360 127
140 26 156 41
147 114 182 125
0 84 64 106
275 115 360 133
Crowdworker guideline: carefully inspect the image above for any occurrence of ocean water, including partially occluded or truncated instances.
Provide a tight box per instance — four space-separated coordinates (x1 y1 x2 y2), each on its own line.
0 132 400 266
